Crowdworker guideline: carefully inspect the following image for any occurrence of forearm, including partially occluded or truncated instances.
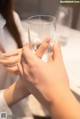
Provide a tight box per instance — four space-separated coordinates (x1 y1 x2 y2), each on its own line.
48 86 80 119
4 79 30 107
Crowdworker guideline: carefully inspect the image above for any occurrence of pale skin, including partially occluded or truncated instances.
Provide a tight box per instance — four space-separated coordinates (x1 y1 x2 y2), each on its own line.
0 44 5 53
0 48 22 74
0 38 50 107
18 41 80 119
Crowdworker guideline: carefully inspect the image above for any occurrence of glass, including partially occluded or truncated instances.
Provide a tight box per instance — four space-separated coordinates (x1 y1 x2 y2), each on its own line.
27 15 56 62
56 6 73 46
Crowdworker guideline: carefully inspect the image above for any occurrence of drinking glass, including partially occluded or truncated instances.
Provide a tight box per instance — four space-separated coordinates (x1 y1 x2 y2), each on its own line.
56 6 73 46
27 15 56 62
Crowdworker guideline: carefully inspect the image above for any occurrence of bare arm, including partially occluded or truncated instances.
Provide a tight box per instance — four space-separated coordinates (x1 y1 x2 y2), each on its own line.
49 85 80 119
4 78 30 107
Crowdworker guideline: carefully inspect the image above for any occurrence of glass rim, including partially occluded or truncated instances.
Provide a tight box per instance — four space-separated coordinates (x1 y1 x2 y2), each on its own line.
26 15 56 25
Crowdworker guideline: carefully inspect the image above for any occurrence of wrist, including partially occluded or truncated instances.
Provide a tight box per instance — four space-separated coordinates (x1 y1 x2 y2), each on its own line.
18 78 30 98
44 84 69 104
48 86 80 119
4 79 30 107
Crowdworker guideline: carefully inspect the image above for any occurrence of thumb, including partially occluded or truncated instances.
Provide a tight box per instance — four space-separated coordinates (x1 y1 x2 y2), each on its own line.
52 41 62 60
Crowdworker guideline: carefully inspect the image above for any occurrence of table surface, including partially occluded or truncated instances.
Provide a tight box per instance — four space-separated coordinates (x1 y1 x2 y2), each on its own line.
60 28 80 95
22 21 80 95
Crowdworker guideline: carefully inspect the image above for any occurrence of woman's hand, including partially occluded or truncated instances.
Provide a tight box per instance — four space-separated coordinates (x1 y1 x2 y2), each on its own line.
19 41 80 119
18 41 72 118
0 49 22 75
19 41 69 102
0 38 50 75
3 38 50 107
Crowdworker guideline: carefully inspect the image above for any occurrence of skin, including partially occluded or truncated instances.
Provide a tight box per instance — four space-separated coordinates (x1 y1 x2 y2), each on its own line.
0 38 50 107
18 41 80 119
0 49 22 74
0 44 5 53
0 38 50 74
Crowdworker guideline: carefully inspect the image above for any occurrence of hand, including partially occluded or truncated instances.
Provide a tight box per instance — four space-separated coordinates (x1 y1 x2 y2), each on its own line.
0 49 22 75
4 38 50 107
0 38 50 75
18 41 69 106
19 42 80 119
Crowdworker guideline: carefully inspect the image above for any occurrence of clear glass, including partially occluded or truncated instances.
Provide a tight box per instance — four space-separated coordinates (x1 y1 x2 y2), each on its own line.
56 6 73 46
27 15 56 62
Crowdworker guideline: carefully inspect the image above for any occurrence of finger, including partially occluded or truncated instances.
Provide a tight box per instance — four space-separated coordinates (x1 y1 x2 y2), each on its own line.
18 61 24 76
2 49 22 57
0 55 8 60
22 62 29 76
21 61 34 83
35 38 50 58
21 43 29 64
22 46 41 67
7 65 19 75
18 60 32 84
0 55 20 66
23 43 29 48
52 41 62 60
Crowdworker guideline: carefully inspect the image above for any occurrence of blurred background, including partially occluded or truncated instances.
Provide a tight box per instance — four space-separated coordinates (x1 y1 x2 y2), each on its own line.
13 0 80 31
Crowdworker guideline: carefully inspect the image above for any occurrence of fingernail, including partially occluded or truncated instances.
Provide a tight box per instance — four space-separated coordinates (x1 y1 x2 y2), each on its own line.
46 38 50 43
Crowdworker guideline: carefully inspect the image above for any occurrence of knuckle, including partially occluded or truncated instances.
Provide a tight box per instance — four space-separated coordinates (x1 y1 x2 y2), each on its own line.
30 61 37 68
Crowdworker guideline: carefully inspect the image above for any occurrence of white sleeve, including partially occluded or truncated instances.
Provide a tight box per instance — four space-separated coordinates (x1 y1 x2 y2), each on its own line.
0 90 12 116
13 11 28 45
